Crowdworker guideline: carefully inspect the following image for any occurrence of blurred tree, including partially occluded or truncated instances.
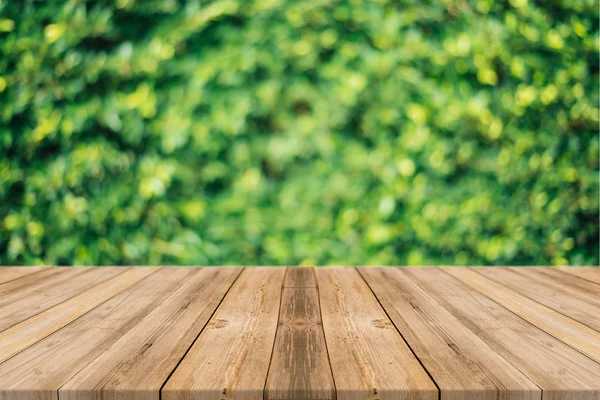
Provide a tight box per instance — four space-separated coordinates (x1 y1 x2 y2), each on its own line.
0 0 598 266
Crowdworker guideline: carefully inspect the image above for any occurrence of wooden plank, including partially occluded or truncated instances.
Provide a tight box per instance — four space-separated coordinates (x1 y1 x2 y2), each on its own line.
0 267 125 332
60 267 241 400
359 267 540 400
265 268 335 400
476 267 600 331
405 268 600 400
0 267 43 285
557 267 600 285
0 267 75 306
0 267 158 363
444 267 600 362
0 268 192 400
315 267 438 400
284 267 317 288
516 268 600 305
162 267 286 400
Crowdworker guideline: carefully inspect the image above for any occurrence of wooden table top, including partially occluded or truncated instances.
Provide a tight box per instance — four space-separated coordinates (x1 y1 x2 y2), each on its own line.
0 267 599 400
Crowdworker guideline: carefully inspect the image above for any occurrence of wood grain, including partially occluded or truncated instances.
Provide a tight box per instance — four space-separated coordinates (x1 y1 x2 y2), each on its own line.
162 267 286 400
557 267 600 285
265 268 335 400
444 267 600 362
405 268 600 400
0 267 157 363
0 267 125 332
0 268 191 400
476 267 600 331
315 267 438 400
359 267 540 400
60 267 241 400
515 267 600 305
284 267 317 288
0 267 75 307
0 267 43 285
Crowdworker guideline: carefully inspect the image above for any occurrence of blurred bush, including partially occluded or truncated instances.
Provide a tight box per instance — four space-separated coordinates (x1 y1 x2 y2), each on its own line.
0 0 598 266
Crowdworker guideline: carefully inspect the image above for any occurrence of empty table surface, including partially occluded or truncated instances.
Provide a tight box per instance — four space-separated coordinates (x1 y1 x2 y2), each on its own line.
0 266 599 400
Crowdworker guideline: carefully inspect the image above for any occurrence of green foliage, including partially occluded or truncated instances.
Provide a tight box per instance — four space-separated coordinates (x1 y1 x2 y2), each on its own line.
0 0 598 266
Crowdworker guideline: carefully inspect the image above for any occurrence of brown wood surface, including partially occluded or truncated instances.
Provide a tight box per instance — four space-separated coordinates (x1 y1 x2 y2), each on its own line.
476 267 600 331
405 268 600 400
0 267 43 285
359 267 540 400
0 267 125 332
0 266 599 400
265 268 335 400
315 267 438 400
444 267 600 363
557 267 600 284
162 267 286 400
60 267 241 400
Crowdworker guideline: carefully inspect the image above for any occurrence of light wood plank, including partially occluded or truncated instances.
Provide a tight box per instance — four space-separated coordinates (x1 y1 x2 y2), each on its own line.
0 267 158 363
0 267 76 306
557 267 600 285
0 267 43 285
0 268 193 400
60 267 241 400
315 267 437 400
162 267 286 400
405 268 600 400
476 267 600 331
265 268 335 400
359 267 540 400
0 267 125 332
444 267 600 362
516 268 600 305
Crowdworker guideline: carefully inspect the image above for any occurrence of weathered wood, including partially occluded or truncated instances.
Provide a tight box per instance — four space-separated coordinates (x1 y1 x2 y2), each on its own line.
517 267 600 304
557 267 600 285
162 267 285 400
0 267 75 307
60 267 241 400
284 267 317 288
315 267 438 400
359 267 540 400
444 267 600 363
0 267 157 363
0 266 599 399
406 268 600 400
476 267 600 331
265 268 335 400
0 268 190 400
0 267 124 332
0 267 43 285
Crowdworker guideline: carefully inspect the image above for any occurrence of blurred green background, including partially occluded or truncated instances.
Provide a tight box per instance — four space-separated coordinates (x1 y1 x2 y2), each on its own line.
0 0 598 266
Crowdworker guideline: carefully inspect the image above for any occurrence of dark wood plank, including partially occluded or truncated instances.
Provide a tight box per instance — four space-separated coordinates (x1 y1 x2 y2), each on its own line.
60 267 242 400
405 268 600 400
162 267 285 400
315 267 438 400
0 268 190 400
265 268 335 400
359 267 540 400
284 267 317 288
445 267 600 362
